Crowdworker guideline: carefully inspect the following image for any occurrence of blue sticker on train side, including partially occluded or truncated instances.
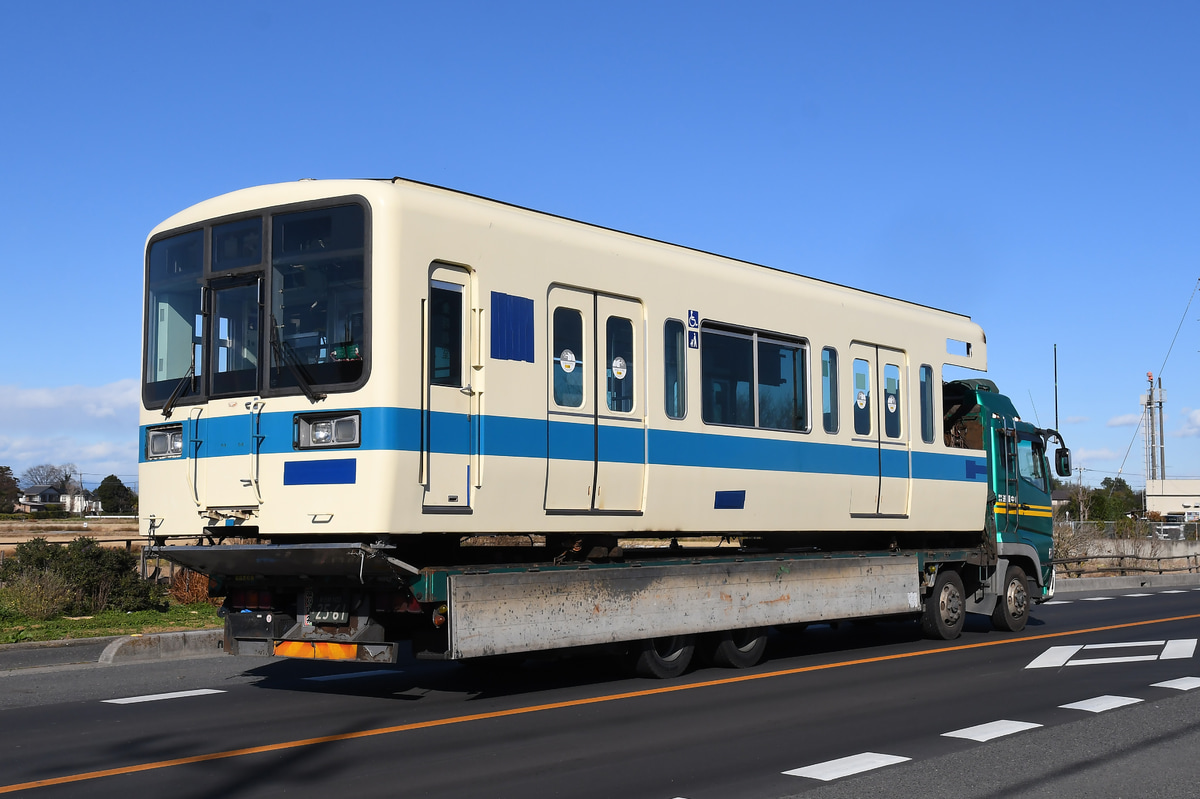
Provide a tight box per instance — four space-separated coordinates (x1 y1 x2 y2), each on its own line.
283 459 357 485
715 490 746 509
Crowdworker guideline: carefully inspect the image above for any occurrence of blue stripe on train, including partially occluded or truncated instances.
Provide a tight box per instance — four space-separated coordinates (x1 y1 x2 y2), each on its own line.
140 407 988 483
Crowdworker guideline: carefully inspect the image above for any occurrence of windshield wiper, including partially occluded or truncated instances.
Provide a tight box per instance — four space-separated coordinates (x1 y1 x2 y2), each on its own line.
161 357 196 419
270 314 326 403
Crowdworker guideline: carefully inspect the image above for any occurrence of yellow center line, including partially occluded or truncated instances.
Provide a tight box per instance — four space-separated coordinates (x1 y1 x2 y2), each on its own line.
4 611 1199 794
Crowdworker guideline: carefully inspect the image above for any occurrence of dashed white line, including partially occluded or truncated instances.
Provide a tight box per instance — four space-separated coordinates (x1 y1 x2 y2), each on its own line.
103 689 225 705
942 719 1042 742
1060 695 1143 713
1161 590 1188 594
1125 593 1153 597
1083 641 1165 650
1080 596 1115 601
1152 677 1200 691
783 752 911 781
1042 600 1073 605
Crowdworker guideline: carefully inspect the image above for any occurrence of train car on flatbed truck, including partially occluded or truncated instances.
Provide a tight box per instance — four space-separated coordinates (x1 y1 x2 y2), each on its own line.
140 179 1070 677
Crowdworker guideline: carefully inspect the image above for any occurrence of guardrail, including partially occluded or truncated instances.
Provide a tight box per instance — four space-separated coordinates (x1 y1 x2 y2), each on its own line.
1053 554 1200 578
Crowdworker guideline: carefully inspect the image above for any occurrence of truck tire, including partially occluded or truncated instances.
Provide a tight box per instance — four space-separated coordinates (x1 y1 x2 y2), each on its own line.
710 628 768 669
921 569 965 640
630 635 696 679
991 564 1030 632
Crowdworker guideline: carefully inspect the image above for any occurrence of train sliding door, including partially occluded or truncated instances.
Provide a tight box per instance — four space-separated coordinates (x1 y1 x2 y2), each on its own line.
546 286 646 513
848 343 910 517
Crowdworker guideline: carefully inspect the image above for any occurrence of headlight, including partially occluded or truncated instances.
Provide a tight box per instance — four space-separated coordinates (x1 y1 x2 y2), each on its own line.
296 412 360 449
147 425 184 460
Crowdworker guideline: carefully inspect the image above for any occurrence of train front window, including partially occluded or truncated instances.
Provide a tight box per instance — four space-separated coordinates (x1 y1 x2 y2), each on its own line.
269 204 366 391
145 230 203 405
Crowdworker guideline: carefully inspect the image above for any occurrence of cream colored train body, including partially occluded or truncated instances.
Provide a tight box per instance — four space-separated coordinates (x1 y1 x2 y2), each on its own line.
139 178 990 547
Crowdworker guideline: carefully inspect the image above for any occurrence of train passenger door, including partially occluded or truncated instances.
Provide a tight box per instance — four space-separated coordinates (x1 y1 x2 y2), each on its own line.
848 343 910 517
546 286 646 512
423 264 474 511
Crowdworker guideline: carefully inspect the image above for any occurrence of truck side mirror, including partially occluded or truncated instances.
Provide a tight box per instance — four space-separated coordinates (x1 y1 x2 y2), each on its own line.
1055 447 1071 478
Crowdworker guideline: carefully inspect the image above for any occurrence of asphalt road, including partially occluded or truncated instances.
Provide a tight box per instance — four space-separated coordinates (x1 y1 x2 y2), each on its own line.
1 584 1198 798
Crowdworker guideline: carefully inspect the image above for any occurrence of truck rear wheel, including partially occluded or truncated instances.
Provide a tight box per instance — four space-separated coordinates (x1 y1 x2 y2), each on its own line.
630 635 696 679
991 565 1030 632
710 628 768 669
921 569 965 640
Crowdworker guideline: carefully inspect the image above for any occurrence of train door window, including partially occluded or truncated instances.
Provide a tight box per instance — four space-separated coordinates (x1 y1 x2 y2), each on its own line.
821 347 839 433
701 328 753 426
919 365 935 444
883 364 901 439
1018 438 1048 493
757 338 807 431
211 283 260 396
664 319 686 419
553 307 584 407
429 281 464 387
606 317 634 413
852 358 871 435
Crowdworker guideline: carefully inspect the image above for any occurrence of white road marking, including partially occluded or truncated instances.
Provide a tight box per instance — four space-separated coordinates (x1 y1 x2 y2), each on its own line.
1060 695 1143 713
1080 597 1114 601
783 752 911 781
942 720 1042 742
1027 639 1197 669
1152 677 1200 691
1026 645 1083 669
1160 589 1188 594
1125 593 1152 597
1042 600 1072 605
303 669 402 682
104 689 225 705
1161 639 1198 660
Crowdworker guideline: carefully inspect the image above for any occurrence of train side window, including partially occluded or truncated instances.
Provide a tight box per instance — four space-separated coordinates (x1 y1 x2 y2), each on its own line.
606 316 634 413
821 348 838 433
919 364 935 444
852 358 871 435
757 338 807 431
429 281 463 387
664 319 686 419
553 307 584 407
701 328 753 426
884 364 901 439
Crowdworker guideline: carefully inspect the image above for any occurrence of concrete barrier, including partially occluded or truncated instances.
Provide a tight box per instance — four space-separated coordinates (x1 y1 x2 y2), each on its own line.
1054 573 1200 593
99 629 224 664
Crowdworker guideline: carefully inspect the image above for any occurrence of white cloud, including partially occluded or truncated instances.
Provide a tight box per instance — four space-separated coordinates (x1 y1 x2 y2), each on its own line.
1074 447 1119 463
1176 409 1200 438
0 380 140 488
1064 416 1090 424
1106 414 1142 428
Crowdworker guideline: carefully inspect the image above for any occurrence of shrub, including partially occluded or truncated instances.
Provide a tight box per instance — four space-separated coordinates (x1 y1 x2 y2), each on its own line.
1 569 73 620
169 568 218 605
0 536 165 616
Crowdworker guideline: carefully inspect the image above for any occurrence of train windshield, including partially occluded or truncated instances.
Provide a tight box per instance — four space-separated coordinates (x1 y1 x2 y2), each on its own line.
143 202 367 408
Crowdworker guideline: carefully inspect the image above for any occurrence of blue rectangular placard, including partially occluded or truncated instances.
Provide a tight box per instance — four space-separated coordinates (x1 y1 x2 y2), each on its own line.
490 291 535 362
714 490 746 510
283 459 357 486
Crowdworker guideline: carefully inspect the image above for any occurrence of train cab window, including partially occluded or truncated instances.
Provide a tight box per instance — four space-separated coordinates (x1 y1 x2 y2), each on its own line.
429 281 464 387
884 364 901 439
757 338 807 431
211 282 260 396
664 319 686 419
919 365 935 444
553 308 584 407
606 317 634 413
212 218 263 272
852 358 871 435
144 229 204 405
821 348 838 433
701 328 753 426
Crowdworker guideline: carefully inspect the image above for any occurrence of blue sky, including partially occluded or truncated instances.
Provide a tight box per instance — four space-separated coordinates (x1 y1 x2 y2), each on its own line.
1 1 1197 491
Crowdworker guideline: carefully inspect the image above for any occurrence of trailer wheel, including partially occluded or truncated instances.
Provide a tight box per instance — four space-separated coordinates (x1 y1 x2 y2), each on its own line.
710 628 768 669
630 635 696 679
921 569 965 640
991 564 1030 632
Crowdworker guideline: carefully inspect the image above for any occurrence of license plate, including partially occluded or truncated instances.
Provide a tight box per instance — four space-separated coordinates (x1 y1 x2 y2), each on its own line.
307 591 349 625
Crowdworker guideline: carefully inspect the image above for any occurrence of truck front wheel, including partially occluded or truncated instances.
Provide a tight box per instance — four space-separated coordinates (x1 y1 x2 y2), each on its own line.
991 565 1030 632
922 569 965 640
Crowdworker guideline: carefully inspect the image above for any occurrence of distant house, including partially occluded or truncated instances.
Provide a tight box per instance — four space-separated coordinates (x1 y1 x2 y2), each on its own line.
15 485 62 513
13 486 101 514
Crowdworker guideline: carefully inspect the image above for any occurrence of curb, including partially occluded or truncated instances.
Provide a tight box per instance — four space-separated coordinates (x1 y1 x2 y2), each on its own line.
99 629 225 664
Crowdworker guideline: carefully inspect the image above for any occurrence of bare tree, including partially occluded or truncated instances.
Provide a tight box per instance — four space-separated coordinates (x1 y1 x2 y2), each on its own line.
19 463 78 492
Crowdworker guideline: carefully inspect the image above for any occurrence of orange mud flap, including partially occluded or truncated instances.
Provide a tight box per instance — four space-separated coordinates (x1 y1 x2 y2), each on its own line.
273 640 399 663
